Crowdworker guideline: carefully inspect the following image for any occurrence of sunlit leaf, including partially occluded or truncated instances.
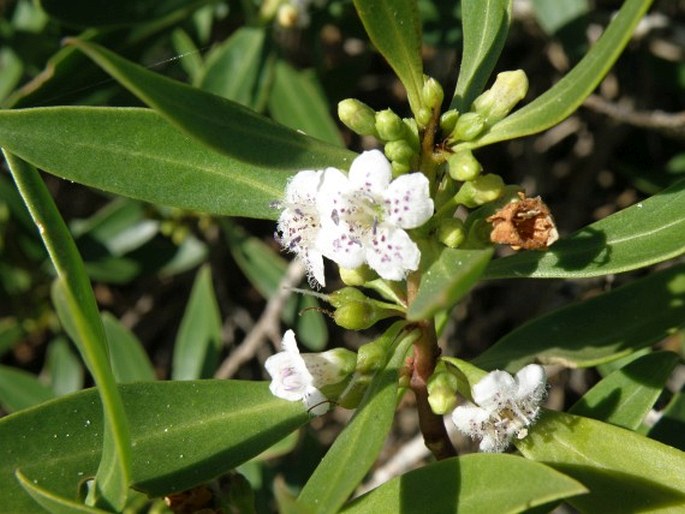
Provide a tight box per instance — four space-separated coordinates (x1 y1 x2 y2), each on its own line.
102 313 156 383
15 470 108 514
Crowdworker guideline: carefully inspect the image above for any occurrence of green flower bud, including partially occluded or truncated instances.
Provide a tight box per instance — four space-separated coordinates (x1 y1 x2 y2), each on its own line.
472 70 529 125
356 340 387 374
403 118 420 151
338 98 378 136
421 76 444 110
339 265 376 286
451 112 486 141
384 139 416 165
375 109 405 141
427 364 459 415
329 287 401 330
447 149 482 181
454 174 505 208
438 217 466 248
439 109 460 135
391 160 411 178
415 106 433 128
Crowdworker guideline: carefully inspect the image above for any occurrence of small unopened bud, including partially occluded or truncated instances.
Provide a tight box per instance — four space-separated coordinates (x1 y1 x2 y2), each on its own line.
447 149 482 181
438 217 466 248
454 174 505 208
391 160 411 178
384 139 416 166
415 106 433 128
451 112 486 141
329 287 399 330
339 265 376 286
440 109 460 135
472 70 529 125
421 76 444 110
356 340 387 374
427 364 459 415
338 99 378 137
375 109 405 141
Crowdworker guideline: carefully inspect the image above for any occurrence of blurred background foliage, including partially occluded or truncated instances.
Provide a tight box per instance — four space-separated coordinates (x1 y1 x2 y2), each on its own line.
0 0 684 510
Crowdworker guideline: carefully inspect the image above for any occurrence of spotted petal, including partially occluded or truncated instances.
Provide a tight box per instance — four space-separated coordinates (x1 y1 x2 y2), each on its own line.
384 172 434 229
347 149 392 195
365 224 421 281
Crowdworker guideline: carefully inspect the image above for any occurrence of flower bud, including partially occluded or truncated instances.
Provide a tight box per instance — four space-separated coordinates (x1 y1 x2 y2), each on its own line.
440 109 460 135
339 265 376 286
472 70 528 126
391 160 411 178
421 76 444 110
329 287 400 330
384 139 416 166
415 106 433 128
451 112 486 141
437 217 466 248
375 109 405 141
447 149 482 182
427 364 459 415
338 99 378 137
356 340 387 374
454 174 505 208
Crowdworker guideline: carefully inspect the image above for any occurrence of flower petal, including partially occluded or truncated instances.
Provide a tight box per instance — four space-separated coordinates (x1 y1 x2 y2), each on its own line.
347 150 392 195
515 364 546 402
472 370 517 410
451 403 490 437
365 224 420 281
384 173 434 229
303 386 330 416
265 330 314 402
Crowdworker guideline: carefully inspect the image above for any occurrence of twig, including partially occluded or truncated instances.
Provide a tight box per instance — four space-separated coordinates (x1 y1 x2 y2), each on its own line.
214 260 306 379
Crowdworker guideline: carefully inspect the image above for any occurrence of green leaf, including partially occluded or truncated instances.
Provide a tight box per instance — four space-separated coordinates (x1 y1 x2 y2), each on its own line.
569 351 679 430
297 326 414 513
172 265 223 380
0 365 55 412
517 410 685 513
532 0 589 35
269 60 344 147
450 0 512 111
341 454 586 514
0 380 308 513
407 248 493 321
649 385 685 451
15 470 109 514
4 152 131 510
475 264 685 371
198 27 267 108
67 38 355 170
45 337 85 396
0 107 290 219
485 178 685 278
102 313 156 383
463 0 653 148
352 0 424 114
171 29 204 83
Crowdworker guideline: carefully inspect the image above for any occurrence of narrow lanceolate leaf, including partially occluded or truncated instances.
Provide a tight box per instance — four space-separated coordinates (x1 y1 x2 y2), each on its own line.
569 351 679 430
341 454 586 514
485 178 685 279
0 381 308 514
461 0 653 149
102 313 156 383
517 410 685 513
15 470 109 514
407 248 493 321
67 38 354 170
0 107 291 219
172 265 223 380
352 0 424 114
4 152 131 510
0 366 55 413
451 0 512 111
297 327 415 514
474 263 685 371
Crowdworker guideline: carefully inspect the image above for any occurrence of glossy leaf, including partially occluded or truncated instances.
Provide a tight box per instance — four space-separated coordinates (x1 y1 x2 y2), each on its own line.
451 0 512 111
485 178 685 278
45 337 84 396
352 0 424 114
269 60 344 147
517 410 685 513
407 248 493 321
297 326 414 513
463 0 653 149
102 313 156 383
569 351 679 430
199 27 266 108
475 264 685 371
68 39 355 170
0 365 55 412
0 380 308 513
341 454 586 514
15 470 108 514
0 107 289 219
4 151 131 510
172 265 223 380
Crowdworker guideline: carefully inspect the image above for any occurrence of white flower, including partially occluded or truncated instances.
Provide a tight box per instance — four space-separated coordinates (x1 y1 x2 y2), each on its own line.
276 169 329 287
451 364 546 452
317 150 434 281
